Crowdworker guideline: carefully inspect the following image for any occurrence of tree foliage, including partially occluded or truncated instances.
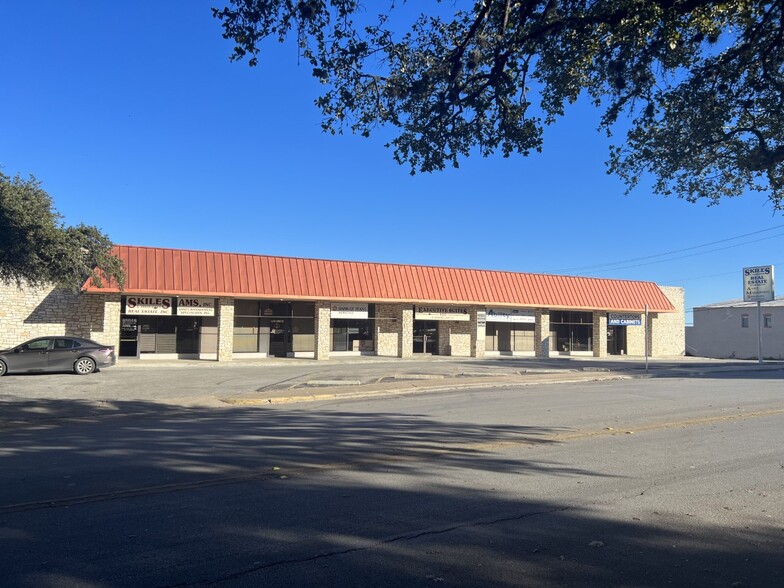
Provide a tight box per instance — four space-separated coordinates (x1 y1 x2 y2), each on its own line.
0 172 124 291
213 0 784 208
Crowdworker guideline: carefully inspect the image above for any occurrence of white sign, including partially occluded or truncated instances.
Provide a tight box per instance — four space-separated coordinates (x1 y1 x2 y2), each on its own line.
177 298 216 316
331 303 369 319
415 306 470 322
125 296 173 315
486 307 535 323
608 312 642 326
743 265 775 302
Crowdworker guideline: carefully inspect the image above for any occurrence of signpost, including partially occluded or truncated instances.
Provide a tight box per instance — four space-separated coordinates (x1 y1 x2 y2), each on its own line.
743 265 775 364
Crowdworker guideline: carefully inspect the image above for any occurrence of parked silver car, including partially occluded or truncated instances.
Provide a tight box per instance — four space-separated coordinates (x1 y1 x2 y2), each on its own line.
0 336 116 376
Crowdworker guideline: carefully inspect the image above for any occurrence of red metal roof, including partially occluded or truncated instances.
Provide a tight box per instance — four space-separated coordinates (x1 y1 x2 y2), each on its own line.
84 245 676 312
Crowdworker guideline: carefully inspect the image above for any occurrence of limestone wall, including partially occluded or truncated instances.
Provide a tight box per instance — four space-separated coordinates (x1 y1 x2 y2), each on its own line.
0 281 119 348
651 286 686 356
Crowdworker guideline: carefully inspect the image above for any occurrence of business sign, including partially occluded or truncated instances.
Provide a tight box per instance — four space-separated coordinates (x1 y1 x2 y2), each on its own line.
415 306 470 322
121 316 138 336
125 296 173 315
608 312 642 326
331 302 369 319
486 307 535 323
177 297 216 316
743 265 775 302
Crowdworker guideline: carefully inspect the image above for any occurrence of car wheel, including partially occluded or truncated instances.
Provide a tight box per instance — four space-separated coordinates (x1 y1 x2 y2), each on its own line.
74 357 96 375
0 360 6 377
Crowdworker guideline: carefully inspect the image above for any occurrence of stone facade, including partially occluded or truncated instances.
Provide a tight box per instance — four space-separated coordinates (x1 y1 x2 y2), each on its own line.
534 309 550 357
651 286 686 356
471 308 486 358
314 301 331 360
0 280 120 348
437 319 472 356
375 303 401 357
623 287 685 357
592 312 608 357
217 297 234 362
1 282 686 360
626 323 647 356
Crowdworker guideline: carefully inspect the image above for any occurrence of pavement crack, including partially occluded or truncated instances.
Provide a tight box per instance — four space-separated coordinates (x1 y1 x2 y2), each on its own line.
161 506 571 587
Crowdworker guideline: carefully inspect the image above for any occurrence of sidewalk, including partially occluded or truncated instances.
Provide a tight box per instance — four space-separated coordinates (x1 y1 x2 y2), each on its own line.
214 354 784 405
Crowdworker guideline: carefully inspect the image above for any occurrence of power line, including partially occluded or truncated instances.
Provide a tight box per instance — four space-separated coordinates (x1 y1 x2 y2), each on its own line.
581 232 784 275
551 225 784 274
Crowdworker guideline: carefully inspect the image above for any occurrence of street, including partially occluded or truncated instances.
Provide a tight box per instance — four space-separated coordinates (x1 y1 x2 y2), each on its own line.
1 369 783 587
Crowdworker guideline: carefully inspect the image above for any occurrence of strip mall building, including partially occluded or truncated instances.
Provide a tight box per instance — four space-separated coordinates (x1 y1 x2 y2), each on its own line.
0 246 685 360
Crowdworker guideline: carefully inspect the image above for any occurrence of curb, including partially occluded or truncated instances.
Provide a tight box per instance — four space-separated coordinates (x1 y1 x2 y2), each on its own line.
219 372 634 405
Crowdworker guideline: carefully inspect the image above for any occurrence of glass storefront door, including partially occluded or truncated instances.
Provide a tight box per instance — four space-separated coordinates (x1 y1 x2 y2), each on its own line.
607 325 627 355
413 321 438 354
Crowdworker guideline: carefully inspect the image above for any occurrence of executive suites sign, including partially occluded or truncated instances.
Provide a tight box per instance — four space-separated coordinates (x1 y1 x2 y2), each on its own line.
608 313 642 326
485 308 535 323
415 306 470 322
743 265 775 302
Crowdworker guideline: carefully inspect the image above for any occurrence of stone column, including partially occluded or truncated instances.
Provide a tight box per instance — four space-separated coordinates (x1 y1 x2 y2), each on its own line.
471 307 486 358
399 306 414 358
99 295 122 350
535 309 551 357
314 301 331 360
593 311 607 357
217 297 234 362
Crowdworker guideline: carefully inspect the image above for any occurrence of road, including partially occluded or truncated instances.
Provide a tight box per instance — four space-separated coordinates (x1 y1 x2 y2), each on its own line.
1 372 783 587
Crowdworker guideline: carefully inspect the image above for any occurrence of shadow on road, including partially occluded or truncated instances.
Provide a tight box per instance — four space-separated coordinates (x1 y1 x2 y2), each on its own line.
0 398 781 587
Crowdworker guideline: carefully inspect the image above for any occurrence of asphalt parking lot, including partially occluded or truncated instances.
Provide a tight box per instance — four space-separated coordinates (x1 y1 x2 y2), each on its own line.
1 355 782 425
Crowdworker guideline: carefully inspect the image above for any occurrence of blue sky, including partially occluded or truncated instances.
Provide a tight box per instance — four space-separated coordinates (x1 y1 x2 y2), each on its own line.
2 1 782 324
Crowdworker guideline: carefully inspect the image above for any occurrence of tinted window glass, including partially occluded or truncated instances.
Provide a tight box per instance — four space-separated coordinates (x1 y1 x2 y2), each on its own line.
23 339 51 351
54 339 74 349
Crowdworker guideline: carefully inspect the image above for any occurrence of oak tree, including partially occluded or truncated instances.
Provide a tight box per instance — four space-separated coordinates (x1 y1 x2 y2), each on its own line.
0 172 124 291
213 0 784 208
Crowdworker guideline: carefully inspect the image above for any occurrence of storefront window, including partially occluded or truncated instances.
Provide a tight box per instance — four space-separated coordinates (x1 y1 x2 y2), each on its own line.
233 301 262 353
485 323 534 352
332 319 373 351
233 301 315 356
550 311 593 352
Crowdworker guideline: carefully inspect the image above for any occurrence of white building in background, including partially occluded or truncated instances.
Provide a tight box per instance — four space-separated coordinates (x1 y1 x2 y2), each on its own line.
687 298 784 360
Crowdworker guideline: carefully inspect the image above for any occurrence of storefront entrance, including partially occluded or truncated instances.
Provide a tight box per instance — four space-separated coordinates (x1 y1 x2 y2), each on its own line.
607 325 627 355
131 316 205 356
413 320 438 354
550 311 593 354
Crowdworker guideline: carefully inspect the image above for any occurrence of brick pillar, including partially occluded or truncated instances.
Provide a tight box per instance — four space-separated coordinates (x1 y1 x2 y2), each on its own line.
593 311 607 357
217 297 234 362
471 308 486 358
399 306 414 358
535 309 550 357
314 301 331 360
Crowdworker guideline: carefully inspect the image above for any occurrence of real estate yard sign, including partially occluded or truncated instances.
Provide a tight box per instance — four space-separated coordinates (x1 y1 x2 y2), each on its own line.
743 265 775 364
743 266 775 302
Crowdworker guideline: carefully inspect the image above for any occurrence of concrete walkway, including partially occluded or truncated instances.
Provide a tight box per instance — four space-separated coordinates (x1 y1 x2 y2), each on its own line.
204 354 784 405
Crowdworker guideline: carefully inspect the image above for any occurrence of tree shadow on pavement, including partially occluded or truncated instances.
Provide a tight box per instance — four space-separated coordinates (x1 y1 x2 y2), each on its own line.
0 398 781 587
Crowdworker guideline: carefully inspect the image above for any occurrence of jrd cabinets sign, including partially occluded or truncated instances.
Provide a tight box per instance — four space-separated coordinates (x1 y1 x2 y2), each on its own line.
608 313 642 326
743 266 775 302
124 297 215 316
